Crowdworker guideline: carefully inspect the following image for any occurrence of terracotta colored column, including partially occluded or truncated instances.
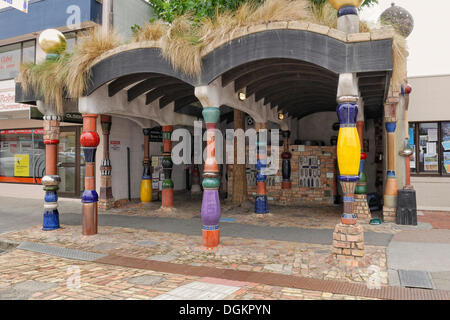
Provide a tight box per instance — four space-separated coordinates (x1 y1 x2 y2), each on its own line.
80 114 100 235
336 102 361 225
255 122 268 214
140 128 152 203
201 107 221 247
161 125 174 208
281 130 292 189
99 115 114 209
42 115 62 230
384 97 399 210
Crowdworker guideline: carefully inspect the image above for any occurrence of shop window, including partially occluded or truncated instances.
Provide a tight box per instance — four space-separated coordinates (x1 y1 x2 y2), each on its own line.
410 122 450 176
0 129 45 183
22 40 36 64
442 122 450 175
64 32 77 53
0 43 21 80
0 40 36 80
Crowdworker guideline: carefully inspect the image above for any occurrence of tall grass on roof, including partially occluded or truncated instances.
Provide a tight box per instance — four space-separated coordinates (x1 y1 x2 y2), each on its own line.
19 0 408 113
19 28 121 114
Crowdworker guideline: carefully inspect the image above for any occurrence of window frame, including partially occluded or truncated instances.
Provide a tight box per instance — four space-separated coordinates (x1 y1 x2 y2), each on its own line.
410 121 449 177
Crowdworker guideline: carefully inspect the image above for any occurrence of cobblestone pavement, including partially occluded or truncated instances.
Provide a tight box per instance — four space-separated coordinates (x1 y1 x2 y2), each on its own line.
105 196 414 234
0 225 388 286
0 249 375 300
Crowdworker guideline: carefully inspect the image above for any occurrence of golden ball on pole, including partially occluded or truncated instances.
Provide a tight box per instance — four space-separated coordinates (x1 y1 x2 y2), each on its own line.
329 0 363 10
38 29 67 54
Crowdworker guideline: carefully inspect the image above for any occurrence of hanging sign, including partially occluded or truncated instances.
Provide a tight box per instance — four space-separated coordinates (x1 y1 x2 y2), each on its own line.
0 0 29 13
0 80 30 111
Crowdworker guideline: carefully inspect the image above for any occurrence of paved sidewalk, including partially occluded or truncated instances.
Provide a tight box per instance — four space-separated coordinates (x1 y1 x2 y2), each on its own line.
387 229 450 290
0 249 369 300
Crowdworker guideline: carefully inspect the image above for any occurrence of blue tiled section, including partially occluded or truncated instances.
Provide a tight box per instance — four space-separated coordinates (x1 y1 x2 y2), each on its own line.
0 0 102 41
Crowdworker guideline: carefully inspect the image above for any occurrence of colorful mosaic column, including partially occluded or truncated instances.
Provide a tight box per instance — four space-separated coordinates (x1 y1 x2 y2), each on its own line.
383 97 399 222
140 128 152 203
80 114 100 235
336 102 361 225
161 126 174 208
255 122 268 214
201 107 221 248
99 115 114 209
42 115 62 230
281 130 292 189
355 105 367 195
332 97 365 266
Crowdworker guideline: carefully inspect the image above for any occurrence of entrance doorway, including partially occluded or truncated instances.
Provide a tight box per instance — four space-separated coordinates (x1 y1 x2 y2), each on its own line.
58 126 84 198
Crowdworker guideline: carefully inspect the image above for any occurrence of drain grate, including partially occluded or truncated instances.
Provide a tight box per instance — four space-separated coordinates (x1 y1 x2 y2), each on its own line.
398 270 434 289
17 242 107 262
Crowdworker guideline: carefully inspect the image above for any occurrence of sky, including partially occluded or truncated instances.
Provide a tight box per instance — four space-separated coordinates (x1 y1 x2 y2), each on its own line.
360 0 450 77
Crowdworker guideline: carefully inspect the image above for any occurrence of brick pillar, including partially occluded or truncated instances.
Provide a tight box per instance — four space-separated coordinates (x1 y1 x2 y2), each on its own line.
383 97 399 222
201 107 221 248
140 128 152 203
99 115 114 209
161 126 174 208
255 122 269 214
42 115 62 230
80 114 100 235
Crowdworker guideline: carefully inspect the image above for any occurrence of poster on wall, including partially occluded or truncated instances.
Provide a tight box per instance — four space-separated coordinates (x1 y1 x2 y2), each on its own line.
424 153 438 172
14 154 29 177
427 128 438 142
444 152 450 174
410 147 416 169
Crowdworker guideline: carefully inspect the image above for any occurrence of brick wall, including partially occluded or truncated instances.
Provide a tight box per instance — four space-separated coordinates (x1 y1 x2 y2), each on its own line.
228 145 338 205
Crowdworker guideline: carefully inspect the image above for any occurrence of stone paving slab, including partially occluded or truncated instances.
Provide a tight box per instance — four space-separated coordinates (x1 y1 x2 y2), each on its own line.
153 281 241 300
387 242 450 273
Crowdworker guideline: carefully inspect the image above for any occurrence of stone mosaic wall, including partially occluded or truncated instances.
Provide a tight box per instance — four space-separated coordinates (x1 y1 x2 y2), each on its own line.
228 145 338 205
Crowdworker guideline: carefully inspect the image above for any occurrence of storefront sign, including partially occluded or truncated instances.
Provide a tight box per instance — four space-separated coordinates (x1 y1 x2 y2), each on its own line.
30 107 83 124
0 80 30 111
0 129 44 134
14 154 29 177
149 127 163 142
0 0 28 13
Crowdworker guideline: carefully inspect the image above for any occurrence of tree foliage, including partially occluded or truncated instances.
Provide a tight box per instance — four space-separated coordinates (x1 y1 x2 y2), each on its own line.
309 0 378 9
146 0 379 23
147 0 265 23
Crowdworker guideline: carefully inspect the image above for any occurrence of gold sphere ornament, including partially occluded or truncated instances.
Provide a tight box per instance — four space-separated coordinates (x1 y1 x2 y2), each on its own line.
38 29 67 54
329 0 363 10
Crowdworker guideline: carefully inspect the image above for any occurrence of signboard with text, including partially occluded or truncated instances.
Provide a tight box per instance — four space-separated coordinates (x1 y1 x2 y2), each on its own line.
0 79 30 112
0 0 28 13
